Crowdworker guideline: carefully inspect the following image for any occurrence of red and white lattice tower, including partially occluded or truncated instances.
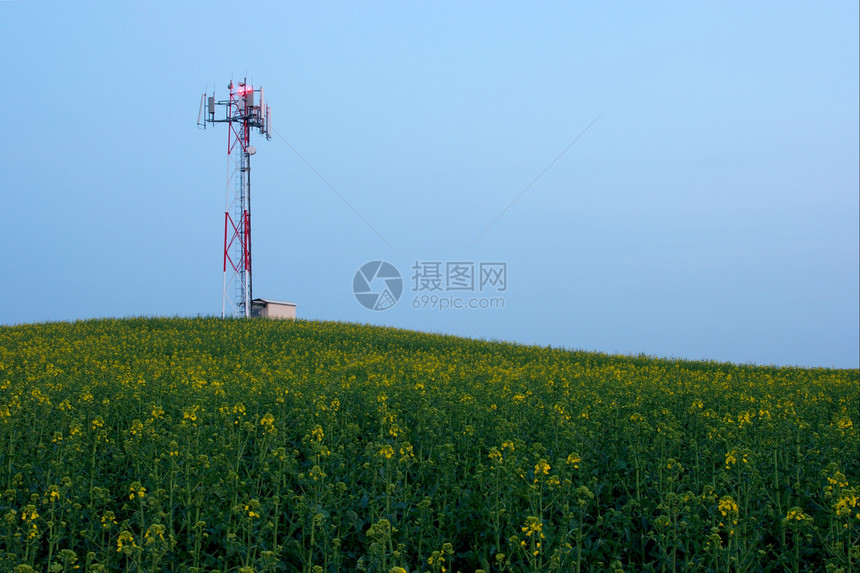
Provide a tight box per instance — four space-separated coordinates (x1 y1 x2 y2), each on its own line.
199 79 271 317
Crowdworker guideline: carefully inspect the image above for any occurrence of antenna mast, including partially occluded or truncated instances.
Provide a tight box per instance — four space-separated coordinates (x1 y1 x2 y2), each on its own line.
199 79 271 318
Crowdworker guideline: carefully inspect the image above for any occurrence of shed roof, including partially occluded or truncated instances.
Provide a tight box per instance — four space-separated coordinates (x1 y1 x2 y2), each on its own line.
251 298 297 307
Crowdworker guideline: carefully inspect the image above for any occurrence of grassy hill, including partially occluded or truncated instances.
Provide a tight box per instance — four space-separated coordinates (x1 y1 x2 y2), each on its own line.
0 317 857 572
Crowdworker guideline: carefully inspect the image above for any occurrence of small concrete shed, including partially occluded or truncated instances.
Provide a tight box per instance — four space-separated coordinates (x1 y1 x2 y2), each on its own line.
251 298 297 319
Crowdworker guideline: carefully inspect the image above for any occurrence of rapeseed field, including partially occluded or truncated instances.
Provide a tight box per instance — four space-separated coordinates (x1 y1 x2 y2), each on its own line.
0 317 857 572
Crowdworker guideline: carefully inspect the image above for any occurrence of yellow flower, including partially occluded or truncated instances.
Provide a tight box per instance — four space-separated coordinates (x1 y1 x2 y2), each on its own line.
101 511 117 528
145 524 166 543
567 453 581 468
129 419 144 436
21 505 39 522
521 516 544 538
834 493 858 518
129 482 146 500
244 500 261 518
117 530 137 553
308 465 327 482
260 413 275 433
228 402 245 424
826 471 849 491
183 405 200 422
535 459 550 476
399 443 415 462
718 496 739 525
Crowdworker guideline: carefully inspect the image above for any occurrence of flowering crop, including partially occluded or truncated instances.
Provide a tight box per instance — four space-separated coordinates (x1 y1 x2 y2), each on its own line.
0 317 857 572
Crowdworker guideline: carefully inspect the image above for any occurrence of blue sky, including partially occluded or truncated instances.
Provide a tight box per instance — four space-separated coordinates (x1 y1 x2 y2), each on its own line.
1 1 857 368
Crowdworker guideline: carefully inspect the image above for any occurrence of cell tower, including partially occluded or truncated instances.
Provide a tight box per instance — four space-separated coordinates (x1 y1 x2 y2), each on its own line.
198 79 271 318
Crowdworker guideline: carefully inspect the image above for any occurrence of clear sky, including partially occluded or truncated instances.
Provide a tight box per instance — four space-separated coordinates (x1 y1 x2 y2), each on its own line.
1 1 857 368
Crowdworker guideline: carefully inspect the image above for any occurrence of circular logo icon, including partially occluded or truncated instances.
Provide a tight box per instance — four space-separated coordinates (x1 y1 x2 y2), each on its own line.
353 261 403 311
